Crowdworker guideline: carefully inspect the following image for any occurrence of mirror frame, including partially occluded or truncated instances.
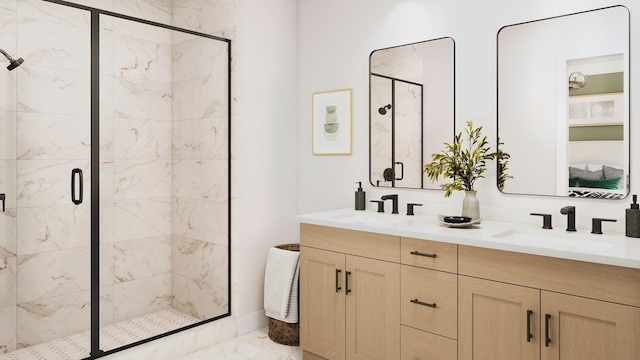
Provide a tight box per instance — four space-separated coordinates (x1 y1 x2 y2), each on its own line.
369 37 456 190
496 5 630 199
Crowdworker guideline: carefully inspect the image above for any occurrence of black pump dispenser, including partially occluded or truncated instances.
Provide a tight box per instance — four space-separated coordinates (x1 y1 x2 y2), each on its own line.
355 182 366 210
625 194 640 238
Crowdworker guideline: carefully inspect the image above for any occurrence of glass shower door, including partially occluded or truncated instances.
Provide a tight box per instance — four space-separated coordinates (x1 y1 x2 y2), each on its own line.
2 1 93 358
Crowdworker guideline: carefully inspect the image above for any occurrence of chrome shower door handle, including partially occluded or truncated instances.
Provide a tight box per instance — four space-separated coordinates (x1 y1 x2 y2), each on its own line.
71 168 83 205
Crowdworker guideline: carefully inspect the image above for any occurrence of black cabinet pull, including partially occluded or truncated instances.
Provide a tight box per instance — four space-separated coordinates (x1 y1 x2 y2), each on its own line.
335 269 342 293
545 314 551 347
410 298 437 308
345 271 352 294
526 310 533 342
71 168 83 205
410 251 437 258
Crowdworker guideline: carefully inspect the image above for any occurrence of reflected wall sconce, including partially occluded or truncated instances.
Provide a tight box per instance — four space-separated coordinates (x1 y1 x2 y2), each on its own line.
568 71 588 90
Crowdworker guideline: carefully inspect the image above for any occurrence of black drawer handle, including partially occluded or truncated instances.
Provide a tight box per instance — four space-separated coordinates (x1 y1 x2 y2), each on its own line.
335 269 342 293
410 251 437 258
526 310 533 342
545 314 551 347
410 298 436 308
345 271 352 294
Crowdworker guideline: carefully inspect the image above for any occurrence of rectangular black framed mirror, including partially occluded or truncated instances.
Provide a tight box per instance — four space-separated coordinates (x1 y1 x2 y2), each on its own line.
497 5 630 199
369 37 455 189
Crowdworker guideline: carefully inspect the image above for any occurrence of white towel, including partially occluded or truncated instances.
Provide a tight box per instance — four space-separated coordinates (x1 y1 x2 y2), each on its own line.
264 247 300 323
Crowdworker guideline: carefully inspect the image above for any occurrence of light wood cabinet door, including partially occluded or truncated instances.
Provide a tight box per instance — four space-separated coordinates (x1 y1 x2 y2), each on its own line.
300 247 346 360
345 255 400 360
541 291 640 360
459 276 540 360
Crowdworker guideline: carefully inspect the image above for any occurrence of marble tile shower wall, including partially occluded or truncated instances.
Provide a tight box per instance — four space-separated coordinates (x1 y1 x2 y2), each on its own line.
0 0 236 354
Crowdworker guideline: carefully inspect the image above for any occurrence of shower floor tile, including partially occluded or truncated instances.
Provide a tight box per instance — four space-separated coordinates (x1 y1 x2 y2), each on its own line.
179 327 301 360
0 308 200 360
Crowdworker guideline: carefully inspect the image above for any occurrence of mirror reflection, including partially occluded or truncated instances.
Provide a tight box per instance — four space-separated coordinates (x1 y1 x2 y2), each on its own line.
497 6 629 199
370 37 455 189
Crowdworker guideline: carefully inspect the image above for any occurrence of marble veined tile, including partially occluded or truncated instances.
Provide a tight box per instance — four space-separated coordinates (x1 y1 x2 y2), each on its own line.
17 65 90 116
172 160 228 201
16 112 90 160
171 273 227 321
113 273 171 322
101 75 114 118
113 17 171 45
0 257 16 308
101 160 114 201
100 201 114 244
113 118 171 160
100 285 114 327
113 77 172 121
0 0 16 13
0 13 16 112
72 0 114 12
17 159 91 208
0 111 16 159
114 35 172 82
172 74 227 121
172 236 228 289
173 198 228 245
113 159 171 200
113 198 171 241
172 0 236 37
172 37 227 82
0 209 17 258
17 0 90 28
114 0 171 24
17 16 90 72
113 235 171 283
172 117 228 160
16 246 90 303
0 305 16 354
100 31 115 76
100 243 114 287
16 290 91 348
101 117 115 160
16 204 90 255
180 327 301 360
0 160 16 210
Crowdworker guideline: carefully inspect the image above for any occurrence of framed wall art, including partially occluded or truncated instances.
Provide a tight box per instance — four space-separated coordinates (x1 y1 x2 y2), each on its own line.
312 88 352 155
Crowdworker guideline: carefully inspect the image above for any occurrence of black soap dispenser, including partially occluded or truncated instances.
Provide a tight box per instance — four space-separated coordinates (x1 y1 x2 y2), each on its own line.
355 182 366 210
626 194 640 238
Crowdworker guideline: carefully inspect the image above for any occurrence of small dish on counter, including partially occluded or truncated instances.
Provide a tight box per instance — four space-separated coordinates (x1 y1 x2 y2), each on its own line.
438 215 481 228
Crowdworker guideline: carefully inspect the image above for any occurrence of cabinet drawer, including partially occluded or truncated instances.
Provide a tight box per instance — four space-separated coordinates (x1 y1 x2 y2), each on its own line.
401 237 457 273
401 325 457 360
300 224 400 262
401 265 457 339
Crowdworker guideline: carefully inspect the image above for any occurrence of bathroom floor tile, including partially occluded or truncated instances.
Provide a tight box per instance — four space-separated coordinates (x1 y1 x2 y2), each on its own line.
180 327 301 360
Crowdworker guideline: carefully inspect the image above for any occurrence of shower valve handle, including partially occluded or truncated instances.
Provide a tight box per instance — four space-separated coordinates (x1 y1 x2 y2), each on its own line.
0 193 5 212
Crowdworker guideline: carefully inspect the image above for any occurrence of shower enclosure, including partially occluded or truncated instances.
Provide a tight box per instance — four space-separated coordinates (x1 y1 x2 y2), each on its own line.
370 73 423 188
0 1 231 359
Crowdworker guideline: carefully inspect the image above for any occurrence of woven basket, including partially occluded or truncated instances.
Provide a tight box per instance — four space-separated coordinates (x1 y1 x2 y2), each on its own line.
267 243 300 346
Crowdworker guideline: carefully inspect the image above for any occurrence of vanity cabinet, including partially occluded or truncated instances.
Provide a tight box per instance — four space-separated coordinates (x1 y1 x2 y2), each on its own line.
458 246 640 360
300 224 400 360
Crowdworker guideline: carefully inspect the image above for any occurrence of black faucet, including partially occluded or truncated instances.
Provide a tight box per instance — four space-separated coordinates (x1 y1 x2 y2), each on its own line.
560 206 576 232
530 213 552 229
591 218 617 234
381 194 399 214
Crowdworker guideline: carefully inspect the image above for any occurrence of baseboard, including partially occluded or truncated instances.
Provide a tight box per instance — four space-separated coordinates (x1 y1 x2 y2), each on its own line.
237 309 268 335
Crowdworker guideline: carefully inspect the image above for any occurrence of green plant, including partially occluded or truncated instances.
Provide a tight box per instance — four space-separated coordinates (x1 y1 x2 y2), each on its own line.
423 120 511 197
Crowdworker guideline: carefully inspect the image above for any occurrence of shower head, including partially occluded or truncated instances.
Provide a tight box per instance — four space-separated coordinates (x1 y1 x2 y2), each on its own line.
0 48 24 71
378 104 392 115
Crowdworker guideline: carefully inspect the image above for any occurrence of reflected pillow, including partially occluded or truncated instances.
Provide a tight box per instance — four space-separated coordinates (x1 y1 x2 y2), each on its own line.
603 165 623 179
569 177 579 187
577 177 621 190
569 167 603 180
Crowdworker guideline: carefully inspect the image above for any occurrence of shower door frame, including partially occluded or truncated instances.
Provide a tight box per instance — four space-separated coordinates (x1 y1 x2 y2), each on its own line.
38 1 233 359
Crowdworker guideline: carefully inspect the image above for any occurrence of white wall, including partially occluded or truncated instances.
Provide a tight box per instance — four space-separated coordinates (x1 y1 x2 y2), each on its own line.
236 0 298 332
298 0 640 232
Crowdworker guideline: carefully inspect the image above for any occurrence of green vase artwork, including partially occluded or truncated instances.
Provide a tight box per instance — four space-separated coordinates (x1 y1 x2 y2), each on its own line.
324 105 339 134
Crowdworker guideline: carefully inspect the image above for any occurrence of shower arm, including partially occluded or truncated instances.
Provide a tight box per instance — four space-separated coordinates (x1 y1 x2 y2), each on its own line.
0 49 13 61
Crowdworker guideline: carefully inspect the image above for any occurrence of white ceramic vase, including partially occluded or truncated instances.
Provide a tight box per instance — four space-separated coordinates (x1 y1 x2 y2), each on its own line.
462 190 480 220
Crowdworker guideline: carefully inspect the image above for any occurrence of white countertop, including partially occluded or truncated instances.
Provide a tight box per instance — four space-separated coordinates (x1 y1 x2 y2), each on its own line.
296 208 640 269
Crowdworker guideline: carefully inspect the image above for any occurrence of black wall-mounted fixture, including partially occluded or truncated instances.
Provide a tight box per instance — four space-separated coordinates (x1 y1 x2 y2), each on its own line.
0 48 23 71
0 193 5 212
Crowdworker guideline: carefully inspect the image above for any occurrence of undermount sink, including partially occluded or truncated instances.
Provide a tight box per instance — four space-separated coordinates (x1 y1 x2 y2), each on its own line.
491 228 617 252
